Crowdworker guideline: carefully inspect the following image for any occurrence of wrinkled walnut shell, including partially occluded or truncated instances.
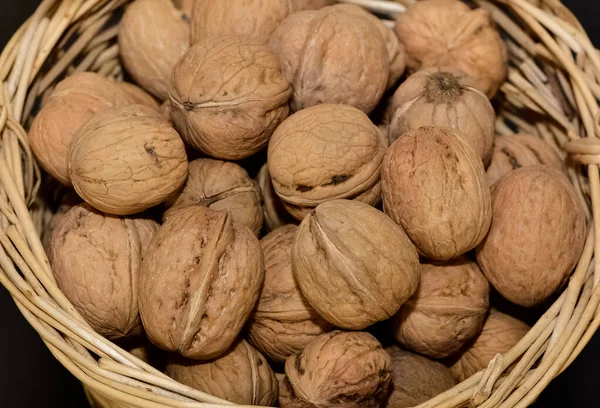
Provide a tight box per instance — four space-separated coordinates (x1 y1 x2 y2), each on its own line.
292 199 420 330
257 164 297 232
42 191 82 254
116 81 160 111
139 205 264 360
382 126 492 260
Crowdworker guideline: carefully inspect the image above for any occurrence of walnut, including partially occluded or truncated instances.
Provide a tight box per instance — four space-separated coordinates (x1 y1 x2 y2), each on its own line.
280 331 392 408
50 204 159 340
291 0 335 10
29 72 132 185
395 0 507 97
476 165 586 307
116 81 160 111
42 191 82 254
450 310 530 382
393 256 490 359
248 225 332 363
118 0 191 100
257 164 297 232
486 133 565 185
386 346 456 408
382 126 492 260
68 104 188 215
159 101 172 124
166 340 278 406
268 105 386 220
170 36 291 160
139 205 264 360
164 158 263 236
269 4 389 113
387 68 495 164
292 199 420 330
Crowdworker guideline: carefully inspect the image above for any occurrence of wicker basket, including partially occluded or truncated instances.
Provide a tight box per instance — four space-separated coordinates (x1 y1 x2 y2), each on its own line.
0 0 599 407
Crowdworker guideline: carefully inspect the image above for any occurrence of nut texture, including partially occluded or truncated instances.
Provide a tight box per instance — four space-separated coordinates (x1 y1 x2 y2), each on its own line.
166 340 278 406
50 204 159 340
393 256 490 359
139 205 264 360
486 134 564 185
279 331 392 408
116 82 160 111
268 105 386 220
387 67 495 164
29 72 132 185
292 199 420 330
118 0 191 100
395 0 507 97
248 225 332 363
386 346 456 408
42 191 82 253
164 158 263 236
476 165 586 307
170 36 291 160
382 126 492 260
68 104 188 215
450 310 530 382
257 164 297 232
269 5 389 113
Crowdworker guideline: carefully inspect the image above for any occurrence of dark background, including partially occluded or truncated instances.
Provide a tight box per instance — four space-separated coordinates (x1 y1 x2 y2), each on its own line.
2 1 600 407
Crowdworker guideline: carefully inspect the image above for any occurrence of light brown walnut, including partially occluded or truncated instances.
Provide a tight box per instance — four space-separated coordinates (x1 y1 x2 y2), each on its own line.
382 126 492 260
257 164 297 232
139 206 264 360
476 165 586 307
42 191 82 254
116 82 160 111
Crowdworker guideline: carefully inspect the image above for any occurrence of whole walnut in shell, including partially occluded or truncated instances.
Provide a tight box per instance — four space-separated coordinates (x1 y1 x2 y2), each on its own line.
170 36 291 160
269 5 389 113
450 310 530 382
268 105 386 220
42 191 82 253
68 104 188 215
280 331 392 408
29 72 132 185
382 126 492 260
386 346 456 408
292 199 420 330
257 164 296 232
164 159 263 236
119 0 191 100
248 225 332 363
395 0 507 97
50 204 159 340
116 82 160 111
486 134 564 185
387 67 495 164
393 256 490 359
476 165 585 307
166 340 278 406
139 205 264 360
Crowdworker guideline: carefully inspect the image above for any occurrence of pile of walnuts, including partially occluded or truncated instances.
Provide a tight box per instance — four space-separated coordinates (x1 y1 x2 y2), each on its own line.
31 0 587 407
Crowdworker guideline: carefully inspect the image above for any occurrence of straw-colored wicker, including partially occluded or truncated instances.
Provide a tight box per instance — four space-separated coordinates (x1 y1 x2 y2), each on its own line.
0 0 599 407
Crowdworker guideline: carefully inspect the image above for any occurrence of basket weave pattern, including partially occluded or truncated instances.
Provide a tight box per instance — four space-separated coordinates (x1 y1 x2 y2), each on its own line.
1 0 599 407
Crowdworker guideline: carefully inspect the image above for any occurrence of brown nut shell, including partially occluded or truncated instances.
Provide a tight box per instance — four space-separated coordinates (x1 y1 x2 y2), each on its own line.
257 164 297 232
116 82 160 111
50 204 159 340
269 5 389 113
476 165 586 307
450 310 530 382
139 206 264 360
393 257 490 359
248 225 332 363
268 105 386 220
42 191 82 254
280 331 392 408
165 158 263 236
118 0 190 100
170 36 291 160
68 104 188 215
386 346 456 408
387 67 495 164
395 0 507 97
292 199 420 330
29 72 132 185
166 340 278 406
382 126 492 260
486 133 565 185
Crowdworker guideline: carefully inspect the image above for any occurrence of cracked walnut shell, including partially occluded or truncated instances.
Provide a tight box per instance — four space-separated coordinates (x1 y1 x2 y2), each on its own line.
68 104 188 215
139 205 264 360
170 36 292 160
280 331 392 408
292 199 420 330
